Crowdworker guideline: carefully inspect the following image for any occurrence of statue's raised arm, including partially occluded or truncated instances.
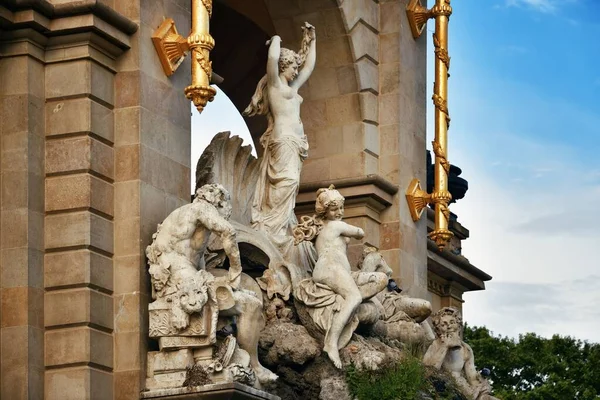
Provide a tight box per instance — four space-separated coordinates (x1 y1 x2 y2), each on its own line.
291 22 316 89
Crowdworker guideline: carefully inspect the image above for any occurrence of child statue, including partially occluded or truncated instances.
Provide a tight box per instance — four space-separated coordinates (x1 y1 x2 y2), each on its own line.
294 186 388 368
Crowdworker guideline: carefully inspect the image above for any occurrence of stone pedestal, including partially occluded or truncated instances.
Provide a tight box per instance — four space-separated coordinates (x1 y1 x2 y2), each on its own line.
141 383 280 400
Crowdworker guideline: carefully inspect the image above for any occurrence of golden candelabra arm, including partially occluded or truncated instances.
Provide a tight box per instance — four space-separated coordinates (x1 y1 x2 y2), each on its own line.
405 0 454 251
151 0 216 114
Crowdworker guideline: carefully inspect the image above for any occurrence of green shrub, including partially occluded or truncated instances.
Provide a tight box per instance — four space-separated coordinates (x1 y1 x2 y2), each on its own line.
346 357 428 400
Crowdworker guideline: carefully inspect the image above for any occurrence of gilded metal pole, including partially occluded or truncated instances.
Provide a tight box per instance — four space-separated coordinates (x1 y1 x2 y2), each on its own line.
405 0 454 251
151 0 216 114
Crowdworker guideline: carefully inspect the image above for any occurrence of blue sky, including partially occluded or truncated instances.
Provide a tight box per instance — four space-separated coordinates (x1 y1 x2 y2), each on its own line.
442 0 600 342
192 0 600 342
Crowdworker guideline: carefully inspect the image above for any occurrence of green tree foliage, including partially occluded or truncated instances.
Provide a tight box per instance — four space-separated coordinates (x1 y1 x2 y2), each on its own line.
464 325 600 400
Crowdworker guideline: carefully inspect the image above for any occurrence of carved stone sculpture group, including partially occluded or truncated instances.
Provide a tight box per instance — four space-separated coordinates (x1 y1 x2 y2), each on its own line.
144 22 498 400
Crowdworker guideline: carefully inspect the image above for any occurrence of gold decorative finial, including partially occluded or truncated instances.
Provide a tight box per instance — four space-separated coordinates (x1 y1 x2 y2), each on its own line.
405 0 454 251
151 1 217 114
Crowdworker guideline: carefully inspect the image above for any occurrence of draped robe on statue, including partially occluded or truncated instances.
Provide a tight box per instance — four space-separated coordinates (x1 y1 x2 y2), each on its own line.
251 133 316 275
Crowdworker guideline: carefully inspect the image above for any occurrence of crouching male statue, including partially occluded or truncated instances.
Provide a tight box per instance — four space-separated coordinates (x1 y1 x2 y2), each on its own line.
423 307 498 400
146 183 278 387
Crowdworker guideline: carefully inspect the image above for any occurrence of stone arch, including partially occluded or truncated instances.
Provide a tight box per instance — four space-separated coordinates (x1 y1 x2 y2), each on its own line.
209 0 379 165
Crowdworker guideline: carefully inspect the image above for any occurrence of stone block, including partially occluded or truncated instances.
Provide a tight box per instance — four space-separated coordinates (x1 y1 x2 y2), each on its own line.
46 98 113 143
115 331 142 371
380 62 400 95
115 144 140 182
336 64 358 95
114 292 146 333
45 211 113 254
114 181 141 219
0 56 28 96
114 70 141 108
380 33 401 64
314 126 343 157
1 209 28 249
44 289 113 330
317 36 354 68
114 217 141 257
300 157 330 183
1 247 43 288
356 58 378 94
329 152 366 180
379 93 400 125
114 107 140 146
380 1 401 34
380 220 401 251
114 370 141 400
339 0 379 32
325 93 361 126
380 154 399 184
321 8 346 39
380 124 399 156
1 171 27 210
349 22 379 63
45 367 113 400
342 123 379 156
1 147 28 172
45 174 114 217
45 327 113 369
46 136 114 180
45 60 89 99
1 94 29 133
44 249 113 292
300 99 327 131
307 66 340 100
359 92 378 124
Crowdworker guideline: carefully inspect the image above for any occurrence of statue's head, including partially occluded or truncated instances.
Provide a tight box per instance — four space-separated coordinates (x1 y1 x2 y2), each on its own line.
279 48 301 82
195 183 232 220
149 262 170 293
431 307 462 337
177 270 213 314
359 246 393 277
315 185 345 221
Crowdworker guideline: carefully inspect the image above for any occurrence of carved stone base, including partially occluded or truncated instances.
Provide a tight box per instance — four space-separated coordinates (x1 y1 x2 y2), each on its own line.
141 382 280 400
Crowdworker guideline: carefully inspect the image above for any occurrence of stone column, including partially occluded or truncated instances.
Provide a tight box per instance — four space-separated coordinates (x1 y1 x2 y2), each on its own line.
112 1 191 397
43 38 119 398
0 29 46 400
378 0 429 298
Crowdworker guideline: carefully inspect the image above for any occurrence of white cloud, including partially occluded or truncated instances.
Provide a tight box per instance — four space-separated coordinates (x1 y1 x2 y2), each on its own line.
464 276 600 342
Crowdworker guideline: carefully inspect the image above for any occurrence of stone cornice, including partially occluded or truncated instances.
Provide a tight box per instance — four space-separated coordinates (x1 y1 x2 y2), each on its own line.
0 1 137 52
2 0 137 35
427 239 491 291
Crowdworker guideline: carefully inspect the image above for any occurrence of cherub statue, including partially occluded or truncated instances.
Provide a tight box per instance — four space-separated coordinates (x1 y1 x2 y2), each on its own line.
294 186 389 368
423 307 499 400
146 184 277 383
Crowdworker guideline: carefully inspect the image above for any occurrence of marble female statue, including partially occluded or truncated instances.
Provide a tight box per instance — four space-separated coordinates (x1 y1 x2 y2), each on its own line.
243 23 316 240
294 186 388 368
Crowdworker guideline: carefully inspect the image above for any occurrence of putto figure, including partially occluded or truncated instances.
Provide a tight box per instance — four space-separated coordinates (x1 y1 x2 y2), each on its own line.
423 307 499 400
294 186 388 368
244 22 316 239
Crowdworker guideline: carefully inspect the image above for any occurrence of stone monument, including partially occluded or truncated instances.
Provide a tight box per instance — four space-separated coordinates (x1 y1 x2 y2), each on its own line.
0 1 495 399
